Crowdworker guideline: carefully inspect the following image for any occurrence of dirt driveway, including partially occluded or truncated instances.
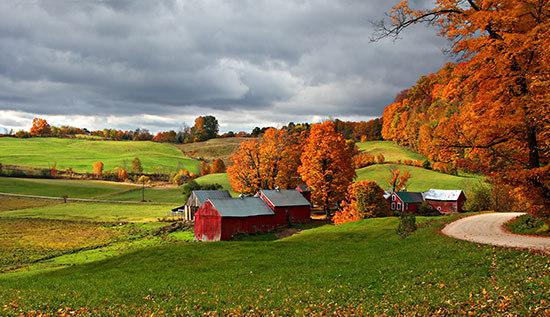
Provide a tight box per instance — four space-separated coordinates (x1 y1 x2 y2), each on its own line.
442 212 550 253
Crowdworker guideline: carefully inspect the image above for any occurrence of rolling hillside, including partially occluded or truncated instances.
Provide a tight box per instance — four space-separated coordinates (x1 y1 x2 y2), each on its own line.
177 137 252 163
356 140 426 162
0 137 199 174
356 164 482 192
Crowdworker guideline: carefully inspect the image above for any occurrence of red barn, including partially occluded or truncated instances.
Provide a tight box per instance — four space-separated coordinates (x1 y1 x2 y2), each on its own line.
257 189 311 225
194 197 276 241
388 191 424 213
423 189 466 213
295 184 312 203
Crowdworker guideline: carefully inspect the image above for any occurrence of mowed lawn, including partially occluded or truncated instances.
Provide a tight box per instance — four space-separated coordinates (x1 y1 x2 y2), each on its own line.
0 137 199 174
0 177 136 198
0 202 170 222
106 187 186 204
356 164 483 192
357 140 426 162
0 217 547 316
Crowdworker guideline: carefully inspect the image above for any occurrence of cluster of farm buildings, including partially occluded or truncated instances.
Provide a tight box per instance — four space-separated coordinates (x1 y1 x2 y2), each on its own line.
173 186 466 241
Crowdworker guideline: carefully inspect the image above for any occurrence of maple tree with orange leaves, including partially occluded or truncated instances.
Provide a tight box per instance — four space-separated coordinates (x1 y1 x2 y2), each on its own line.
376 0 549 219
333 180 391 225
29 118 51 137
227 128 303 194
388 168 411 193
298 121 356 217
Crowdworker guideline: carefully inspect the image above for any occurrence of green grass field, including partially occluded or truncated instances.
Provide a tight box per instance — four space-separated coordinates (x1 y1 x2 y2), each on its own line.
0 137 199 174
0 177 136 198
105 186 185 204
357 140 426 162
177 137 252 163
0 216 547 315
195 172 232 190
356 164 482 192
0 202 170 222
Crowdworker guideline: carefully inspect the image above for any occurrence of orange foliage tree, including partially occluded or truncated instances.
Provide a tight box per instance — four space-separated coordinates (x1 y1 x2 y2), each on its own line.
375 0 549 218
29 118 51 137
333 181 391 225
92 161 104 177
210 159 226 173
299 121 356 216
388 168 411 192
227 128 303 194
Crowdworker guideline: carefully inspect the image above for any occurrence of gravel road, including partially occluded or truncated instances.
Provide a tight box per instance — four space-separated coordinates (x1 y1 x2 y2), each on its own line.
442 212 550 253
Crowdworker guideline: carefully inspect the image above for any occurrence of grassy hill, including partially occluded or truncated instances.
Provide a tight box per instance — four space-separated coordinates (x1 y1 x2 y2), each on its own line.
0 137 199 174
0 216 547 315
0 201 170 222
177 137 252 163
356 164 482 192
0 177 136 198
357 140 426 162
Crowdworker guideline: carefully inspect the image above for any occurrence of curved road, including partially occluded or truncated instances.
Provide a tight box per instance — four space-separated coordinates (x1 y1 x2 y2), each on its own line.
442 212 550 253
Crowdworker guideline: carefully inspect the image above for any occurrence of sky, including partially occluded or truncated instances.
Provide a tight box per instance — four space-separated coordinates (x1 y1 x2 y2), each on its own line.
0 0 449 133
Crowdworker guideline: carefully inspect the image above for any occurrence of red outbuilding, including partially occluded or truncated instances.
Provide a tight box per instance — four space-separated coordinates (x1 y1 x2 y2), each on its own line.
194 197 277 241
423 189 466 213
295 184 312 203
257 189 311 225
388 191 424 213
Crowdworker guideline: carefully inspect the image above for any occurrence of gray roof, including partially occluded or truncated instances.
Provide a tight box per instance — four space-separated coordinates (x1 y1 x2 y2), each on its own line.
423 189 464 201
395 191 424 203
260 189 310 207
188 190 231 205
208 197 275 217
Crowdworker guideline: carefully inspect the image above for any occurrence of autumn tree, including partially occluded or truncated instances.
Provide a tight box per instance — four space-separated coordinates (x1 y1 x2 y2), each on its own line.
210 158 226 173
131 157 143 174
375 0 549 218
388 168 411 192
152 130 177 143
192 116 219 141
227 128 303 194
299 121 355 217
92 161 104 177
29 118 51 137
199 161 211 176
333 181 391 225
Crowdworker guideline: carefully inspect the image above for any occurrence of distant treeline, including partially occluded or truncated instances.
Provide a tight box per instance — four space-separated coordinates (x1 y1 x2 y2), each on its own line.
2 116 382 144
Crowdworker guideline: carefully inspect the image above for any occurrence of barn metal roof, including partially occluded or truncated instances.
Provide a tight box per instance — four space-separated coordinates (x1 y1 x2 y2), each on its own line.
259 189 310 207
423 189 464 201
190 190 231 205
395 191 424 203
208 197 275 217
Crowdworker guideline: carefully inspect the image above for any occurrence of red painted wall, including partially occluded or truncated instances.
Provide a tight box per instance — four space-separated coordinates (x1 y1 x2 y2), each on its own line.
194 201 222 241
221 215 278 240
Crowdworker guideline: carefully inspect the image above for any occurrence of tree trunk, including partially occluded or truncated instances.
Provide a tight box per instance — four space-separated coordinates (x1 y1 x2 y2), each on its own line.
526 123 540 169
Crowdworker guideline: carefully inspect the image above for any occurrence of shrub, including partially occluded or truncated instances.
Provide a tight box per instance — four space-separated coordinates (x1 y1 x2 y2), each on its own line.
131 158 143 174
333 181 391 225
465 181 493 212
506 214 548 235
172 169 189 185
181 180 223 202
375 153 385 164
422 160 431 170
417 202 439 216
396 213 417 238
353 153 375 169
49 163 58 177
116 168 128 181
92 161 104 177
210 159 226 173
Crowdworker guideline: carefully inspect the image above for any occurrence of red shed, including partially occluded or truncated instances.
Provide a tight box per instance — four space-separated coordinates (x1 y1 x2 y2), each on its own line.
194 197 276 241
423 189 466 213
388 191 424 213
257 189 311 225
295 184 312 203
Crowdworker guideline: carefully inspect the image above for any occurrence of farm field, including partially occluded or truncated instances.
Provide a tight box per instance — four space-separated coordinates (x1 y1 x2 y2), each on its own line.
177 137 252 163
357 140 426 162
0 137 199 174
0 202 170 222
0 177 136 199
195 172 232 191
104 186 185 204
0 216 547 315
0 196 58 211
356 164 482 192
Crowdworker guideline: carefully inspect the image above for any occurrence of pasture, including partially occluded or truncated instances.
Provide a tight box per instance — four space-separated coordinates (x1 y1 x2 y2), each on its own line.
177 137 252 163
0 137 199 174
195 172 232 191
0 216 547 315
0 202 170 222
356 164 482 192
357 140 426 162
0 177 136 198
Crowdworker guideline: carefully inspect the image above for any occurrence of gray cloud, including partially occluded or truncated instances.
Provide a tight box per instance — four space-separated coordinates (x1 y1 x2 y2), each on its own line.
0 0 448 132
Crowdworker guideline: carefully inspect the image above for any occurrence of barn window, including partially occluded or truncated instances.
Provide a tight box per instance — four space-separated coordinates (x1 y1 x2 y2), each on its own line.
392 195 396 201
397 202 402 210
391 202 396 210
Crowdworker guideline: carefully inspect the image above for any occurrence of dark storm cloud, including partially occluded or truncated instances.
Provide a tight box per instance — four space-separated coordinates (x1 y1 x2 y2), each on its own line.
0 0 448 131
